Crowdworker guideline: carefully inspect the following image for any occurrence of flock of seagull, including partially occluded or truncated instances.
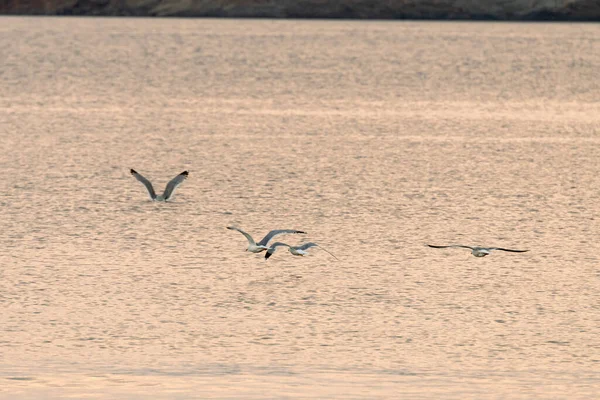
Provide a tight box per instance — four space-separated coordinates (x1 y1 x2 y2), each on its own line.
130 169 529 259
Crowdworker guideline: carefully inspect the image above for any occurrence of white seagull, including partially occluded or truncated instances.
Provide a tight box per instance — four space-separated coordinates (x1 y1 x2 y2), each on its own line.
265 242 338 260
427 244 529 257
227 226 306 253
130 169 188 202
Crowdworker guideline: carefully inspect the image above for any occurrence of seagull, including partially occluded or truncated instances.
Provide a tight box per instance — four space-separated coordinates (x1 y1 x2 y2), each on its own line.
427 244 529 257
265 242 338 260
130 169 188 202
226 227 306 253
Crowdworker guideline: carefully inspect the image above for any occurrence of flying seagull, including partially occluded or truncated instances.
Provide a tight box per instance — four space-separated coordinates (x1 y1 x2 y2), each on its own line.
130 169 188 202
265 242 338 260
427 244 529 258
227 226 306 253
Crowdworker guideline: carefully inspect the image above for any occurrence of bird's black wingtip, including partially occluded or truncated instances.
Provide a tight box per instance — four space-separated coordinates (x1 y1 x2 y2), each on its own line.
265 252 272 260
130 169 137 174
181 171 189 176
298 230 307 234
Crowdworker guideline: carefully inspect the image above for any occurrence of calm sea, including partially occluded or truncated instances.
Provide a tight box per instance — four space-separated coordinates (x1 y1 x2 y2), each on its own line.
1 17 599 399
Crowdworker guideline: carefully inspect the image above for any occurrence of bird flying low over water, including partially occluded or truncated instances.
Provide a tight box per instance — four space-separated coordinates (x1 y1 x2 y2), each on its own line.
226 226 306 253
265 242 338 260
427 244 529 257
130 169 188 202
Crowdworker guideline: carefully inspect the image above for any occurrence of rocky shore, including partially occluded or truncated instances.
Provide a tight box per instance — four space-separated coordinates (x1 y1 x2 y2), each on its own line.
1 0 599 20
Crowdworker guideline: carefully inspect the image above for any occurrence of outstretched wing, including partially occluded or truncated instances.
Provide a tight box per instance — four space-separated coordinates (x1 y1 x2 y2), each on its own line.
130 169 156 200
227 226 256 246
163 171 188 201
427 244 474 250
257 229 306 247
490 247 529 253
265 242 290 260
296 242 318 251
297 242 339 260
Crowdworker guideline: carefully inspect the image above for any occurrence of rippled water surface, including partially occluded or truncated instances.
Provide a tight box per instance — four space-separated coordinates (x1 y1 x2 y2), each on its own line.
1 17 599 399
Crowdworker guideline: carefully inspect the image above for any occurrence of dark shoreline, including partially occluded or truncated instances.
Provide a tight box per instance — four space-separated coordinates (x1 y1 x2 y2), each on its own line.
4 14 600 22
2 0 600 21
